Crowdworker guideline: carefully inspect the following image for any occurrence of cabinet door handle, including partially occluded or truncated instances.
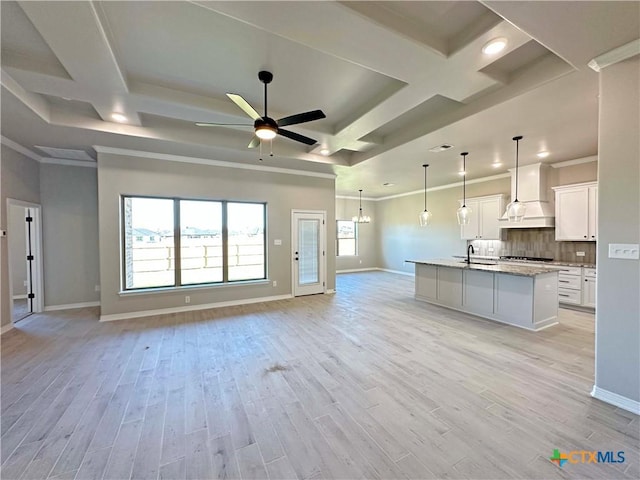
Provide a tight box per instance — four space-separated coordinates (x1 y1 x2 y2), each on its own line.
560 280 569 283
584 235 588 238
559 294 570 297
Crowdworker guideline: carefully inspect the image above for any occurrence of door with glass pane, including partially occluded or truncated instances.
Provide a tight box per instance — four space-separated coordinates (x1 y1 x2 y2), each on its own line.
292 211 326 296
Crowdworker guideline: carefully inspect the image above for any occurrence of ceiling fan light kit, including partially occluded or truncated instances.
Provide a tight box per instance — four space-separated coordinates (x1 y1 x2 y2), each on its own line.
197 71 325 150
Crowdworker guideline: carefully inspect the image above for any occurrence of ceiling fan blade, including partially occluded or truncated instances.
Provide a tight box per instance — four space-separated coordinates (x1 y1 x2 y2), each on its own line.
196 122 252 127
277 128 318 146
227 93 261 120
277 109 326 127
248 136 260 149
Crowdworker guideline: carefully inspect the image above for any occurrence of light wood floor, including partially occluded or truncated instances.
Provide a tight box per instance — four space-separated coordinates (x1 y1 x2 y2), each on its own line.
1 272 638 480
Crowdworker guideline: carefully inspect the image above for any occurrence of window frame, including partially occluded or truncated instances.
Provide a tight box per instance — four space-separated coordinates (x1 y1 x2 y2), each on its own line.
336 219 358 257
121 195 267 291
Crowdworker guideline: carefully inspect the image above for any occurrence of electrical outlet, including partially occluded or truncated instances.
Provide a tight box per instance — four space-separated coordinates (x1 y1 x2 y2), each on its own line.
359 260 362 264
274 239 282 245
185 296 190 304
272 281 277 287
95 285 101 292
487 248 495 253
576 251 585 257
24 280 28 287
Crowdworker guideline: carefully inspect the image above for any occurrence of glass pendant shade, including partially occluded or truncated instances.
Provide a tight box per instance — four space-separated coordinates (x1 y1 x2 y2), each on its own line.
504 135 526 222
419 163 432 226
457 152 471 226
505 199 526 222
352 189 371 223
419 209 432 226
457 205 472 225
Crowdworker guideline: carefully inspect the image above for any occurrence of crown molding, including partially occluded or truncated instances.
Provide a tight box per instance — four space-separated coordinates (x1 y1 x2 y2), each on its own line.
549 155 597 168
40 158 97 168
375 172 511 202
588 38 640 72
94 146 337 179
1 136 43 162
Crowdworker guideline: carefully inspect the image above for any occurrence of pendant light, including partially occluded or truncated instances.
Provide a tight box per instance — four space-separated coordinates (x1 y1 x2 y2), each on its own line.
505 135 526 222
352 189 371 223
419 164 432 226
457 152 471 225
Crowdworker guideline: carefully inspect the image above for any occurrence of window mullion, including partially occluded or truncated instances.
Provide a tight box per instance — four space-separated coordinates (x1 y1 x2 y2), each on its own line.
174 199 182 286
222 201 229 283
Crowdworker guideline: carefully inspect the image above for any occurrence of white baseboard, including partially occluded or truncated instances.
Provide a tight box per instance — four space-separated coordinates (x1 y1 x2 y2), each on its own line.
44 301 101 312
336 268 378 274
1 323 15 335
12 294 27 300
377 268 415 277
591 385 640 415
100 294 293 322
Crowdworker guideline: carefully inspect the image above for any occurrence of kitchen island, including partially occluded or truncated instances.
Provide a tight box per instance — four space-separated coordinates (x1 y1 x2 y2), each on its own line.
407 259 559 331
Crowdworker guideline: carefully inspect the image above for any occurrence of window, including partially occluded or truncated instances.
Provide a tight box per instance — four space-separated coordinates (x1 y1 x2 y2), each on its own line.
337 220 357 256
122 196 266 290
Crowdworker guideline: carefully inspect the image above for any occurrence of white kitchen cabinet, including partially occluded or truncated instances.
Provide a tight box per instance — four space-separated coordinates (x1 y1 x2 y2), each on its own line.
553 182 598 241
460 194 505 240
583 268 597 308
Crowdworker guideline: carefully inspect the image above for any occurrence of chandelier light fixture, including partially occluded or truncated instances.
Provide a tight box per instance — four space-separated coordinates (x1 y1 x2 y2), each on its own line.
352 189 371 223
457 152 472 225
419 164 432 226
505 135 527 222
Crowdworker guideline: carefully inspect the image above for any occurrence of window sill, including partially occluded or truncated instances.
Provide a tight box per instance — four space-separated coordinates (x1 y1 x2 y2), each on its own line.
119 279 270 297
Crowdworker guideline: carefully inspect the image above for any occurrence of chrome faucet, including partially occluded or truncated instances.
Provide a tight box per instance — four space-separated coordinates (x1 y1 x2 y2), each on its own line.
467 244 475 264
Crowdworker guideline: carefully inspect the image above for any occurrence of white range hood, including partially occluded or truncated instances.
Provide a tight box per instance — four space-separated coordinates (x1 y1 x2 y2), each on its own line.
499 163 555 228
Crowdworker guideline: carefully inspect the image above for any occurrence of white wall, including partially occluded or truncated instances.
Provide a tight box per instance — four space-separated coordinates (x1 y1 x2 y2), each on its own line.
595 56 640 405
40 164 100 307
335 197 378 271
0 145 41 328
376 176 511 273
97 152 336 318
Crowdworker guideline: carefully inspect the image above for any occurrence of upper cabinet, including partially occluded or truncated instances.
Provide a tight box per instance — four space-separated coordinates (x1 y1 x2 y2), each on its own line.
553 182 598 241
460 194 505 240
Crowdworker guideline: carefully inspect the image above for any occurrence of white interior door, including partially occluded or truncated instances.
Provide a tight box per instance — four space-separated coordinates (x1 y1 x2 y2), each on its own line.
292 211 326 296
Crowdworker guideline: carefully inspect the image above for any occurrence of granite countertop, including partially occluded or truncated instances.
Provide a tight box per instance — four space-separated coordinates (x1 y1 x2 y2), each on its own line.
501 259 596 268
451 255 596 269
407 259 561 277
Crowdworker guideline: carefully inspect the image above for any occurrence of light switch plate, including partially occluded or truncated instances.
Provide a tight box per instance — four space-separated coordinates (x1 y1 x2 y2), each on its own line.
274 239 282 246
608 243 639 260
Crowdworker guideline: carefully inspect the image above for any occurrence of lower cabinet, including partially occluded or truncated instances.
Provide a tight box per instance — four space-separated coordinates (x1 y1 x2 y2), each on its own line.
557 266 582 306
583 268 597 308
414 264 559 331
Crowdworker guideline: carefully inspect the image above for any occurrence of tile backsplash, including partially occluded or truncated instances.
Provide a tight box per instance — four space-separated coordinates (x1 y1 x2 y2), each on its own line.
470 228 597 264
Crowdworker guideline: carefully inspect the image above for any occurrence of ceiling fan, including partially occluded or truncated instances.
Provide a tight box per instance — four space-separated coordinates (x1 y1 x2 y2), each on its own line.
196 71 326 148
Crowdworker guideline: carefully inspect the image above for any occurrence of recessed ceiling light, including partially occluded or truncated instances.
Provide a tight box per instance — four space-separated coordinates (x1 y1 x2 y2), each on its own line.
383 182 395 187
111 112 128 123
492 162 502 168
320 148 330 156
482 37 507 55
537 151 550 158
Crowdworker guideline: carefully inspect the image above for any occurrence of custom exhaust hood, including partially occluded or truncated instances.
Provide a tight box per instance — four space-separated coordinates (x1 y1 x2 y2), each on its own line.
499 163 555 228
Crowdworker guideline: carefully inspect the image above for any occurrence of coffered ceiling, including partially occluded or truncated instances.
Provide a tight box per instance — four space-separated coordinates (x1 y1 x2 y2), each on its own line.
2 1 639 197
